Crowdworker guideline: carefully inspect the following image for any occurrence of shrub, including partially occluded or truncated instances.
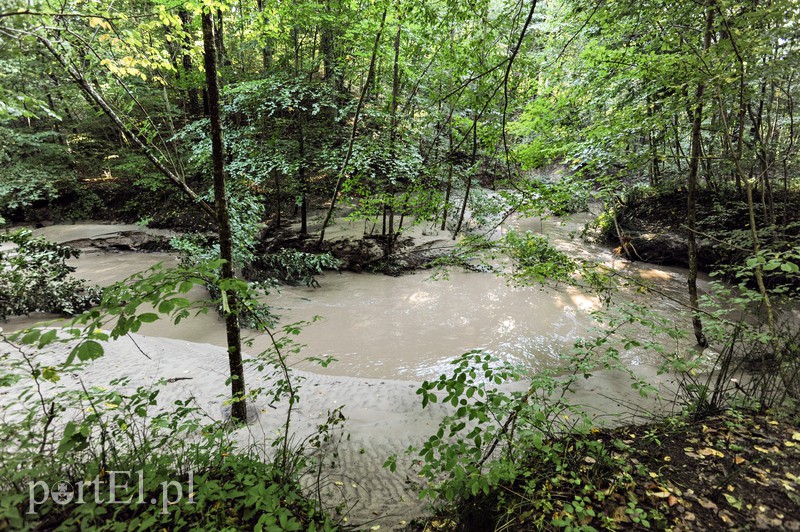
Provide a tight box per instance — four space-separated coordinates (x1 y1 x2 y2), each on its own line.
0 230 100 320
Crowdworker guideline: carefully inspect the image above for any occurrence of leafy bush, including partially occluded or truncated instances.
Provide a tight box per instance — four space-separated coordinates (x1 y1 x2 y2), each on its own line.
251 249 341 288
173 192 264 269
387 346 663 530
0 258 340 530
0 230 100 320
0 344 335 531
0 127 72 220
500 230 577 285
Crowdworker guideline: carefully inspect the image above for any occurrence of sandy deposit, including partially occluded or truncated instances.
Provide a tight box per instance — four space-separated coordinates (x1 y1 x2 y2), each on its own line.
2 332 680 529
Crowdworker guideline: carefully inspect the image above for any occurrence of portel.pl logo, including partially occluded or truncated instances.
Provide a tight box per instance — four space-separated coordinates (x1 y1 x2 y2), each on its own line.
28 470 194 515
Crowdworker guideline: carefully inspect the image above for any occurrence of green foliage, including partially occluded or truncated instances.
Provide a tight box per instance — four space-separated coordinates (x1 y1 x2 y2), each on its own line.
511 90 579 170
0 127 72 218
0 354 335 530
171 189 264 270
500 230 577 285
404 351 537 501
394 345 663 530
0 230 100 320
253 249 341 288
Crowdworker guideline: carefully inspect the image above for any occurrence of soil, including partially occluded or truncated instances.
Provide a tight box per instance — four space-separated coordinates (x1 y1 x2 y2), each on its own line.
257 218 455 274
413 411 800 531
598 412 800 531
610 187 800 274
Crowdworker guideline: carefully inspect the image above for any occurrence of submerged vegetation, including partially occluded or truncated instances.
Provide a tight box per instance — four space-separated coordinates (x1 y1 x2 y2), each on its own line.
1 0 800 528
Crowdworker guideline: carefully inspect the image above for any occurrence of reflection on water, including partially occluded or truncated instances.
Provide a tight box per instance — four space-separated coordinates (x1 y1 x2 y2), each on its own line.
3 217 709 380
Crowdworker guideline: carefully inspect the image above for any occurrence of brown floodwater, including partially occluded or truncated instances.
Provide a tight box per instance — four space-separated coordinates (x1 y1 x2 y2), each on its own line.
3 217 711 380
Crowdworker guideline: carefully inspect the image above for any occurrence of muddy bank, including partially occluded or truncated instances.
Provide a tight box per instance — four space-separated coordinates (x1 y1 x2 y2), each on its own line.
608 188 800 273
11 223 177 253
256 214 456 274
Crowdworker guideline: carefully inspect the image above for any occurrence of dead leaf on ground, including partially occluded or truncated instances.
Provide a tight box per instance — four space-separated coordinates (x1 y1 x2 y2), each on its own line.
698 447 725 458
668 495 679 507
697 498 718 511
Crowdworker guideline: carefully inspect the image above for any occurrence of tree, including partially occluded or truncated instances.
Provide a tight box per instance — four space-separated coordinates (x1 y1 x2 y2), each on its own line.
202 7 248 424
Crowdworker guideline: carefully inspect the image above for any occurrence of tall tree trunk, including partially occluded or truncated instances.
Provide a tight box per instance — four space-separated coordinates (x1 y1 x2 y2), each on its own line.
454 117 478 240
317 7 388 246
673 114 684 173
441 131 454 232
385 16 402 258
782 77 795 229
320 20 341 91
297 113 308 234
215 9 227 67
292 28 308 235
686 5 714 348
202 12 248 424
179 10 201 118
715 12 778 393
255 0 273 71
274 170 282 226
647 95 660 186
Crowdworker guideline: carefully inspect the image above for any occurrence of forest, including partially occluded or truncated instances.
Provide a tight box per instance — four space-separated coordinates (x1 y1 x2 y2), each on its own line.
1 0 799 529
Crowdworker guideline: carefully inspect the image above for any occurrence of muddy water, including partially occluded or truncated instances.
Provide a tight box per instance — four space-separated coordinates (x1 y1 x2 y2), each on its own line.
4 218 709 380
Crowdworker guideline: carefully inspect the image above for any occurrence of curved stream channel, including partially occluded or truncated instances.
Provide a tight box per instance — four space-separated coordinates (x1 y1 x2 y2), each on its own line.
6 213 710 381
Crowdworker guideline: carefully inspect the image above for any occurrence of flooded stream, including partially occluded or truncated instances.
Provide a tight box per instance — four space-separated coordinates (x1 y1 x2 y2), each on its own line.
5 215 710 380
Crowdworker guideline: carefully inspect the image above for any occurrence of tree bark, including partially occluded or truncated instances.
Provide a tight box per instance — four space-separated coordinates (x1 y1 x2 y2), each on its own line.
292 28 308 235
202 12 248 424
297 113 308 234
385 16 402 258
215 9 227 67
317 7 388 246
255 0 273 72
441 130 454 232
686 5 713 348
179 10 201 118
454 116 478 239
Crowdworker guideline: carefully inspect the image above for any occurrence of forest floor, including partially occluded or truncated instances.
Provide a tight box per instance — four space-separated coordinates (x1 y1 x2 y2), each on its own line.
413 410 800 531
594 412 800 531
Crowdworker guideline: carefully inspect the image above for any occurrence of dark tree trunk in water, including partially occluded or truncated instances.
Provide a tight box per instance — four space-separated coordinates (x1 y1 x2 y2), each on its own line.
385 18 402 258
454 117 477 239
297 111 308 234
686 5 713 348
202 12 248 423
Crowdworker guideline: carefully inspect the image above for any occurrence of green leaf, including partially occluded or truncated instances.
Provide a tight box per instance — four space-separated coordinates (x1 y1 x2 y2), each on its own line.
20 329 40 345
221 290 230 313
69 340 104 364
138 312 159 323
723 493 742 510
780 261 799 273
